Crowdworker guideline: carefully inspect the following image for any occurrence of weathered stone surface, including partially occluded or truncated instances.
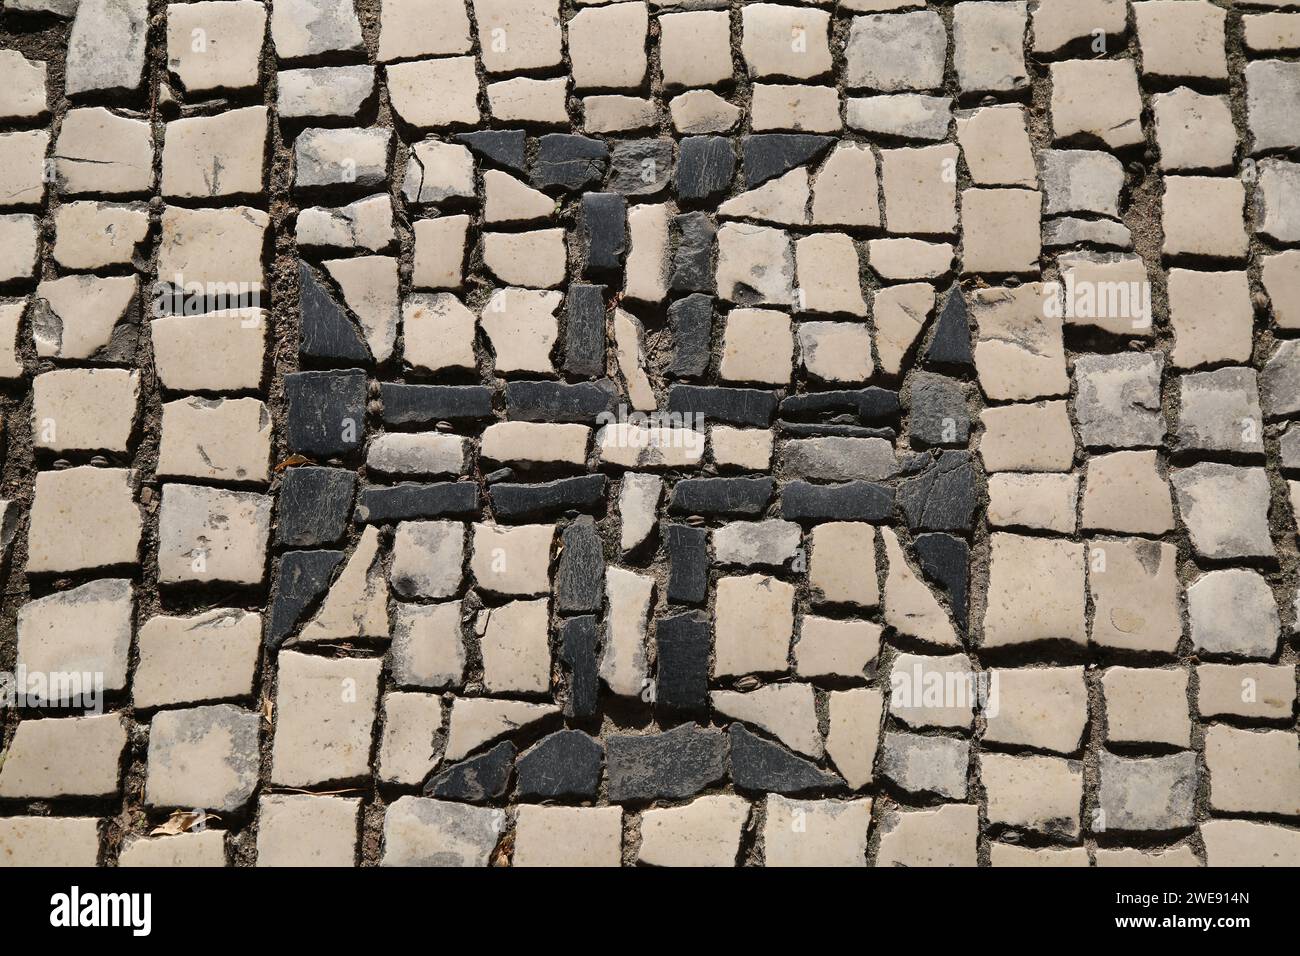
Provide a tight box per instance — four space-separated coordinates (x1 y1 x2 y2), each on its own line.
606 723 729 802
729 723 843 795
425 742 516 803
382 797 504 867
878 730 968 800
146 704 260 811
515 730 603 799
1097 752 1197 833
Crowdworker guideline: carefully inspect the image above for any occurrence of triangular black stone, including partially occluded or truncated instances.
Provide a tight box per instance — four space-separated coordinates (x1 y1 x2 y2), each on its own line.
298 262 369 362
425 741 516 802
914 532 970 633
729 724 845 795
925 283 973 368
454 129 527 175
742 134 834 188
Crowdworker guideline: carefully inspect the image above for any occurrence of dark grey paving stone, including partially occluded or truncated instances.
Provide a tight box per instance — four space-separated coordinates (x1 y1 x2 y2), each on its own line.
555 515 605 614
925 283 973 368
515 730 603 799
608 139 674 196
559 615 600 720
298 261 369 363
668 294 714 379
914 532 970 632
665 525 708 606
267 550 343 647
379 383 493 426
275 466 356 547
489 475 607 520
669 477 773 517
532 133 608 191
425 741 517 802
671 212 716 293
505 379 618 423
779 480 894 522
454 129 526 174
580 192 627 274
729 723 845 795
676 136 735 201
284 369 367 457
742 133 834 187
655 611 709 714
606 723 729 802
898 450 978 533
563 283 607 378
667 385 777 427
355 482 479 522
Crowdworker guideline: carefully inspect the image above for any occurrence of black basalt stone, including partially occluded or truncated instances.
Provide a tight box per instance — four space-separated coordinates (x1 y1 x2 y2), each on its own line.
908 372 971 448
676 136 735 202
579 192 627 274
742 134 834 188
555 516 605 614
729 724 845 795
355 482 479 522
489 475 607 520
669 477 773 517
655 612 709 713
914 532 970 632
608 139 674 196
284 369 367 457
780 480 894 522
665 525 708 605
425 741 517 802
779 388 900 425
898 450 978 533
564 283 607 378
671 212 716 293
925 283 974 368
532 134 608 191
454 129 527 175
668 294 714 380
379 383 494 425
778 422 896 439
275 466 356 547
666 385 777 427
267 550 343 647
559 615 600 719
515 730 604 799
505 379 618 423
298 262 369 362
606 723 729 802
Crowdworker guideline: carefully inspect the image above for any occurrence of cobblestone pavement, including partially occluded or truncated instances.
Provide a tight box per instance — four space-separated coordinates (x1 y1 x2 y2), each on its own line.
0 0 1297 868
